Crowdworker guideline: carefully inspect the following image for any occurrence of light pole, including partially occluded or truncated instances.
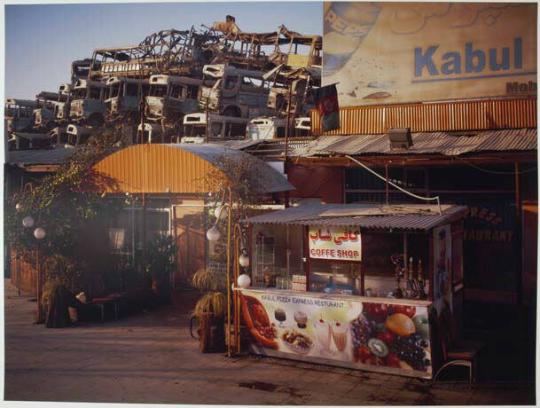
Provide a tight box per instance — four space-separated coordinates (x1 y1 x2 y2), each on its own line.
233 223 250 354
206 187 234 357
207 188 252 357
22 215 47 323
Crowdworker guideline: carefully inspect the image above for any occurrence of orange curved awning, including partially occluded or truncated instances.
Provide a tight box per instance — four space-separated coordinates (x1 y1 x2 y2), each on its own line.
93 143 294 194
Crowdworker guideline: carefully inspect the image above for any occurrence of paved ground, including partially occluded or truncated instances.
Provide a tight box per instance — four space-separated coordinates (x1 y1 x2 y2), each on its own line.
4 280 535 405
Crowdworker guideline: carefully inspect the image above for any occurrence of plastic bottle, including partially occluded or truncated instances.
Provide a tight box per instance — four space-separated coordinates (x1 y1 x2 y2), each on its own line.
323 2 383 76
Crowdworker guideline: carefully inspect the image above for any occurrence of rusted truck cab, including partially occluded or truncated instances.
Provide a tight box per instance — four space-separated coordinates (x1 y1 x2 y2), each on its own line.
5 99 37 133
33 91 65 130
49 126 69 146
246 117 287 140
66 124 94 145
137 122 164 143
198 64 272 118
105 77 148 117
145 75 201 122
183 112 249 140
69 79 106 126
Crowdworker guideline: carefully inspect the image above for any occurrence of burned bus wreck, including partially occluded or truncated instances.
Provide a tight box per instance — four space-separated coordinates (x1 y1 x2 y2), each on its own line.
6 15 321 151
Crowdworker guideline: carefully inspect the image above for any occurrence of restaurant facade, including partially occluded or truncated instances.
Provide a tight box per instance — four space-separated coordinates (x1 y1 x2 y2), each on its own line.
232 2 537 380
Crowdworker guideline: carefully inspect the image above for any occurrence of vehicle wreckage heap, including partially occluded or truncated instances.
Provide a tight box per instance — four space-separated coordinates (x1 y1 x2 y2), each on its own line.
5 16 322 150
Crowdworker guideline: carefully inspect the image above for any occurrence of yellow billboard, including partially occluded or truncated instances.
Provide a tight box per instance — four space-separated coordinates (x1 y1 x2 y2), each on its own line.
323 2 537 106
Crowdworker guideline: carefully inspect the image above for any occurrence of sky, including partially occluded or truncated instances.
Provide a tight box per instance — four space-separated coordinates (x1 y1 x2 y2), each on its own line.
5 1 323 99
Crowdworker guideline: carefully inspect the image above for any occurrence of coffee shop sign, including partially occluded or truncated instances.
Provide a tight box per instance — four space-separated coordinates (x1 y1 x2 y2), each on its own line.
308 226 362 261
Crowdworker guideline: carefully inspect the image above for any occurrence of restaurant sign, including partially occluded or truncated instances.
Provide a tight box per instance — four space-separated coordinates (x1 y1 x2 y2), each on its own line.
239 289 433 378
308 226 362 261
323 2 537 105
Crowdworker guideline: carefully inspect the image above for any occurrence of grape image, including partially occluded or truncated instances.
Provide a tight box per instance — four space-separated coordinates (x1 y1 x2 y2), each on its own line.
391 335 429 371
351 313 376 348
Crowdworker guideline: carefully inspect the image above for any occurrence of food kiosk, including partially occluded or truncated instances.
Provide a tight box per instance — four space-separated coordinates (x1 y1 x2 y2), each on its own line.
235 203 467 379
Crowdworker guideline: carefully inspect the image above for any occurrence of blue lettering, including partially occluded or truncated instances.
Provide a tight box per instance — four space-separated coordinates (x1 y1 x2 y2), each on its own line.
514 38 523 69
441 52 462 75
415 38 524 79
465 42 485 73
415 46 439 77
489 47 510 71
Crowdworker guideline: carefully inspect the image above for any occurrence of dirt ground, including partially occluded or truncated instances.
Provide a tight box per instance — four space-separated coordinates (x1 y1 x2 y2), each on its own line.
3 280 535 405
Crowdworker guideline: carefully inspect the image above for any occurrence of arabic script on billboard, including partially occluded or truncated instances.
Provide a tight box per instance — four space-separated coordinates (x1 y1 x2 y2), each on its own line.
323 2 537 105
308 226 362 261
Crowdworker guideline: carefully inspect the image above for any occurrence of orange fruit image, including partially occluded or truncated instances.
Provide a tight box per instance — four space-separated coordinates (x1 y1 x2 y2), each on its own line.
385 313 416 337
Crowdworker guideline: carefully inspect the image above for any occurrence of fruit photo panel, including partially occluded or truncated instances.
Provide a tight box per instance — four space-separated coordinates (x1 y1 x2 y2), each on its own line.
239 289 433 378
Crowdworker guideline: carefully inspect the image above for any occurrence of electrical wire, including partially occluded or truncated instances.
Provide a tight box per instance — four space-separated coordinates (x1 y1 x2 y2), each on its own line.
345 155 442 214
452 155 538 175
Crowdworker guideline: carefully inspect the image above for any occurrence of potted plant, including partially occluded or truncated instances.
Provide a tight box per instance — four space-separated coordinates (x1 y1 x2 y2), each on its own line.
144 235 176 305
190 267 227 353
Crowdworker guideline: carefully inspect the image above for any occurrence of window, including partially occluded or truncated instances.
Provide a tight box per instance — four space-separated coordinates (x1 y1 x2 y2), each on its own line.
169 84 182 99
224 76 238 90
225 122 247 139
242 76 264 88
72 89 86 99
89 86 102 100
149 85 167 97
125 83 139 97
187 85 198 99
109 206 171 258
210 121 223 138
109 84 120 98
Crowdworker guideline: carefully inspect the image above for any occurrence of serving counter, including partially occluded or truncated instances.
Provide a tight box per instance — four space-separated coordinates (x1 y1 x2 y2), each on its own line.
234 203 467 379
237 287 434 379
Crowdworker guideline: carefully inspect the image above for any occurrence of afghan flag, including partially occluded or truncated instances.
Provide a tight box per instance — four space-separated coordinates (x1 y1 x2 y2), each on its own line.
314 84 340 132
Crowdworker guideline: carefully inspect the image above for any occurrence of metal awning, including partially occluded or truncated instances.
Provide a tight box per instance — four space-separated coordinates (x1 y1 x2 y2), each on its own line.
292 128 537 157
12 132 52 141
7 147 78 166
245 203 468 231
93 143 294 194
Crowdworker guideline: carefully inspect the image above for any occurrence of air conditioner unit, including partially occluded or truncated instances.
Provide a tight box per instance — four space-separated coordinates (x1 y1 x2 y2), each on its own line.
388 128 412 149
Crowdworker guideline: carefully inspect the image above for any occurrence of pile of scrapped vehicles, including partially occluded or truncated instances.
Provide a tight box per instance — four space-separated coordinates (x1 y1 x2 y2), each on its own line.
6 16 321 151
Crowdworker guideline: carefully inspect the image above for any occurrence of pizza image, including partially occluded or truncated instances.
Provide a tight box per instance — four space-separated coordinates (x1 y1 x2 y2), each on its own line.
240 294 278 349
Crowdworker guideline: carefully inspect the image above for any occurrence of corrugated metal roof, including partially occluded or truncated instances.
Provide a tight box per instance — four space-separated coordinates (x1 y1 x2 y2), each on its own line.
93 143 294 194
245 203 468 231
310 98 537 136
292 128 537 157
171 144 293 193
7 147 78 165
219 139 265 150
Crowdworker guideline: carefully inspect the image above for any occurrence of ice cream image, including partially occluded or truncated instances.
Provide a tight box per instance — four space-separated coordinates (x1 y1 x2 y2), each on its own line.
294 311 308 329
313 318 332 352
331 321 349 352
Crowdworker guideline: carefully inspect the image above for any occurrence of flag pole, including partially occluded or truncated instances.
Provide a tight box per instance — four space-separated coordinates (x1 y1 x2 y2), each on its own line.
285 81 293 168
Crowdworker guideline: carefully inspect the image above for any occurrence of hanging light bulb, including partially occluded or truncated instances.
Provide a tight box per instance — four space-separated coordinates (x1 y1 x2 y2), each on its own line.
214 204 225 220
237 274 251 289
22 216 35 228
33 227 46 240
239 249 250 268
206 225 221 242
15 203 23 212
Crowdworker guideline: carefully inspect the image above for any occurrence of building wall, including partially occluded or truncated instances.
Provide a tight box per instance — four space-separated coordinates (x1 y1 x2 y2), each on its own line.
287 165 344 204
342 162 536 306
10 250 37 296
